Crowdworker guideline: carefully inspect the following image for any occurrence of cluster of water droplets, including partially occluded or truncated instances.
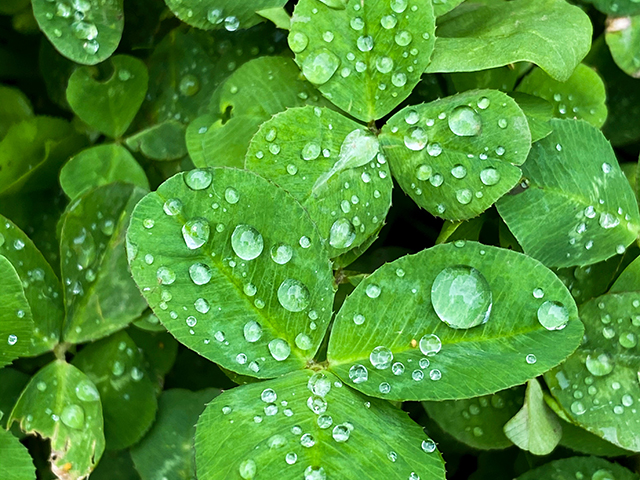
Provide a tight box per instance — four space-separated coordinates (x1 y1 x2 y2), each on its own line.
202 6 239 31
139 170 333 369
460 391 517 439
292 0 432 100
394 99 510 212
252 108 391 252
41 0 104 55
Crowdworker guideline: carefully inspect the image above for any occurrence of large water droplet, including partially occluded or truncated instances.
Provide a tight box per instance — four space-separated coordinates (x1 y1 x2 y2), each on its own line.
370 346 393 369
163 198 182 216
182 218 210 250
419 334 441 355
277 278 311 312
75 380 100 402
179 75 200 97
448 106 482 137
289 32 309 53
301 141 321 161
349 364 368 383
271 243 293 264
304 466 326 480
243 321 262 342
184 169 212 190
585 351 614 376
268 338 291 361
332 424 351 442
329 218 356 249
238 459 256 479
480 168 501 186
431 266 492 329
404 127 428 151
308 372 332 397
302 49 340 85
231 225 264 260
536 300 568 330
189 262 212 285
60 404 85 429
157 266 176 285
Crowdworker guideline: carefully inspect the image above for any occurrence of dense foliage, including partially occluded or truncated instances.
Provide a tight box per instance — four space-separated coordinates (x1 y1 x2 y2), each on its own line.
1 0 640 479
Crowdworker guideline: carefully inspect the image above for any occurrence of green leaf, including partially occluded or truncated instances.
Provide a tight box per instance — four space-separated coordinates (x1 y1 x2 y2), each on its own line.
502 379 562 455
586 36 640 146
497 119 640 269
587 0 640 16
90 449 141 480
545 291 640 451
380 89 530 220
32 0 124 65
0 116 86 196
426 0 592 82
423 386 524 450
289 0 436 121
164 0 286 31
0 428 35 480
246 105 392 258
516 64 608 128
433 0 465 17
0 256 35 367
125 121 188 162
327 240 583 401
127 326 179 377
559 418 631 457
509 92 553 143
448 65 523 94
0 215 64 356
66 55 149 138
606 15 640 79
0 85 33 140
195 370 446 480
60 183 148 344
60 144 150 199
515 456 639 480
0 368 30 429
126 167 335 378
131 388 218 480
256 6 291 30
73 331 158 450
191 56 324 169
8 360 105 480
611 255 640 292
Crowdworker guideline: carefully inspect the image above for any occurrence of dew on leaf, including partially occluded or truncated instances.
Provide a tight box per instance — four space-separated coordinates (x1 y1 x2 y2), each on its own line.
277 278 311 312
332 424 351 442
184 169 212 190
231 225 264 261
585 351 614 376
271 243 293 264
536 300 569 330
243 321 262 343
329 218 356 249
189 262 212 285
448 106 482 137
349 364 368 383
238 459 256 479
60 404 85 430
370 346 393 369
419 334 442 355
268 338 291 361
182 218 210 250
302 49 340 85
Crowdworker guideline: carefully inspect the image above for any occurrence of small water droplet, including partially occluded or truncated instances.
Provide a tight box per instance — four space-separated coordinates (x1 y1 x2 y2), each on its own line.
537 300 568 330
349 364 368 383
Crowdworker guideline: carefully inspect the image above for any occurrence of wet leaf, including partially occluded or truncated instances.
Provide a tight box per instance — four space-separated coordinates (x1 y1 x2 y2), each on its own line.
66 55 148 138
289 0 436 121
559 418 631 457
125 121 187 162
433 0 464 17
515 456 638 480
380 89 530 220
191 56 324 169
0 85 33 140
503 379 562 455
0 215 64 356
606 15 640 79
423 386 524 450
587 0 640 16
0 117 86 196
126 167 335 379
60 144 149 199
60 183 148 344
164 0 286 31
0 428 35 480
509 93 554 143
131 388 218 480
246 105 392 258
448 65 523 94
0 368 30 429
327 240 583 401
127 326 179 377
516 64 608 128
32 0 124 65
545 291 640 451
195 370 446 480
611 255 640 293
73 331 158 450
497 119 640 269
8 360 105 480
426 0 592 82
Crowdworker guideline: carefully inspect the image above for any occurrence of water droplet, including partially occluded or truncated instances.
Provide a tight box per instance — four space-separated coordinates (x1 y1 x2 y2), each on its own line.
299 236 311 248
480 168 500 186
392 72 407 87
231 225 264 261
451 165 467 179
412 369 424 381
179 74 200 96
395 30 412 47
404 127 428 151
184 169 212 190
194 298 210 314
75 380 99 402
533 288 544 299
353 313 365 325
302 49 340 85
422 439 436 452
289 32 309 53
238 459 256 479
619 332 637 348
419 334 441 355
189 262 212 285
392 362 405 375
60 404 85 429
370 346 393 369
329 218 356 249
182 218 210 250
332 423 351 442
571 400 586 415
224 187 239 204
585 351 614 376
599 213 619 229
431 266 492 329
390 0 408 13
243 321 262 343
277 278 310 312
357 35 374 52
268 338 291 361
349 364 368 383
304 466 325 480
157 266 176 285
271 243 293 264
536 300 568 330
163 198 183 216
286 452 297 464
301 142 321 161
307 395 327 414
430 369 442 381
224 16 239 31
448 106 482 137
526 353 537 364
365 284 381 298
375 56 394 73
300 433 316 448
